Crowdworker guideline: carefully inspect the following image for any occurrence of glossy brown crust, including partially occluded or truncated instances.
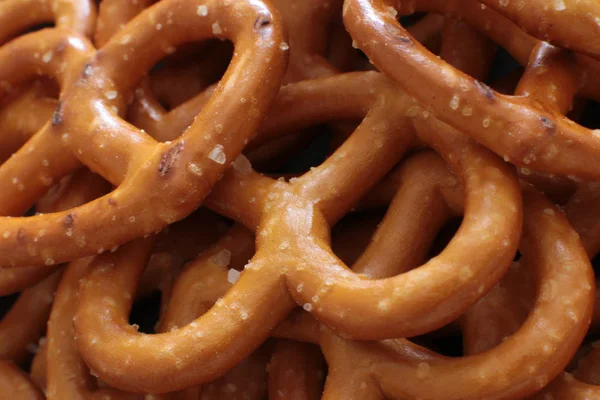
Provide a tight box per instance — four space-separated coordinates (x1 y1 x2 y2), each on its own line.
0 0 286 269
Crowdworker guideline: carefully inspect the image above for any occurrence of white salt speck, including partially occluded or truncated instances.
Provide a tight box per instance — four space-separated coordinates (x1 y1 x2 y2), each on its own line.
303 303 313 311
227 268 240 284
187 162 203 176
450 95 460 110
105 91 117 100
554 0 566 10
197 5 208 16
212 22 222 35
208 144 226 164
279 42 289 51
297 283 304 292
42 51 53 63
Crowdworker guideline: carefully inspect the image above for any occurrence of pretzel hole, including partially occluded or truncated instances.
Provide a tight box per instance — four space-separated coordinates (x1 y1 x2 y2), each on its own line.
251 125 334 175
148 39 233 111
412 327 464 357
0 293 19 320
128 290 162 334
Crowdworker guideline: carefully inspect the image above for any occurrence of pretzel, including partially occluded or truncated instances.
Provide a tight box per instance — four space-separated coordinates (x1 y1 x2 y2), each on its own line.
0 0 286 269
68 69 523 393
343 0 600 180
477 0 600 61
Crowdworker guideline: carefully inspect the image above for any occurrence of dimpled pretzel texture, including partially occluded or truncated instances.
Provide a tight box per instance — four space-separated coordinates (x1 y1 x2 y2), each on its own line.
1 0 600 399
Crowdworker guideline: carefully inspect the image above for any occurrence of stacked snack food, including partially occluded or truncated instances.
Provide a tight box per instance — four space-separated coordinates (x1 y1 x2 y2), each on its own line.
0 0 599 399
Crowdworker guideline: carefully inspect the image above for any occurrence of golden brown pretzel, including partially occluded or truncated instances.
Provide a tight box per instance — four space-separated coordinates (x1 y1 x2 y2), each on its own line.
343 0 600 179
69 70 522 394
276 179 593 399
477 0 600 61
0 0 286 269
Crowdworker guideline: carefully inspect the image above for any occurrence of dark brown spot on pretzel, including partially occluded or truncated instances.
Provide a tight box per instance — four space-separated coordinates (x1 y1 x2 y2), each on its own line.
80 62 93 80
64 213 75 228
108 198 117 206
52 102 64 126
474 80 495 101
540 116 556 133
158 142 184 177
254 14 271 30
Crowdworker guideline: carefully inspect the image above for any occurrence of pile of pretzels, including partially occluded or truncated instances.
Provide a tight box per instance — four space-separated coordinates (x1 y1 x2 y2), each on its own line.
1 0 600 398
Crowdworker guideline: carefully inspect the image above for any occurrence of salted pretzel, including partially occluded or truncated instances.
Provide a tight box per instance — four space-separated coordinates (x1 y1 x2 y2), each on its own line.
275 166 592 400
68 69 522 393
477 0 600 61
0 0 286 270
343 0 600 180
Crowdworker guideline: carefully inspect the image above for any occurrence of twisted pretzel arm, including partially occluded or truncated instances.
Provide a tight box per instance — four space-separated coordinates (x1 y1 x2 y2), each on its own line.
0 360 43 400
477 0 600 61
283 116 521 339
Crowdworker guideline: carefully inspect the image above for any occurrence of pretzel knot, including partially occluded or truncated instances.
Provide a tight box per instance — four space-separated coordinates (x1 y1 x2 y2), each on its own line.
0 0 286 269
